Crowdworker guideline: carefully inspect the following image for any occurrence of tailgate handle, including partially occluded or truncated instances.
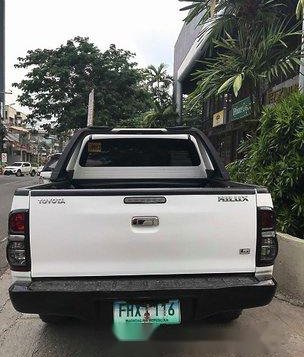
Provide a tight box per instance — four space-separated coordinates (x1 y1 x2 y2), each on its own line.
132 217 159 227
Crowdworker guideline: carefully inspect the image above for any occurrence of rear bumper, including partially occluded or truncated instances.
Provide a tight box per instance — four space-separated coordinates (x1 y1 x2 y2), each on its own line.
10 274 276 321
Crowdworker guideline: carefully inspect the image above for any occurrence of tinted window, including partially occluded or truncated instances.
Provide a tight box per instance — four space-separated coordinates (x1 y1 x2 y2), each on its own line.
80 139 201 167
12 162 22 166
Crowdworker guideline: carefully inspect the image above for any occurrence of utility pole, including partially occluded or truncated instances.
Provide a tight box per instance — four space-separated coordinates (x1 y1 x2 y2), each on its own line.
87 89 95 127
0 0 5 155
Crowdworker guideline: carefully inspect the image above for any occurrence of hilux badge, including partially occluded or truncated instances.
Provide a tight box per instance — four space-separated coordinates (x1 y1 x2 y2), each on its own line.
218 196 249 203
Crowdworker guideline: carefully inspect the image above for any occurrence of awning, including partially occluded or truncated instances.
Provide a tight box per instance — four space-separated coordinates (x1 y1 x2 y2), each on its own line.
5 132 19 143
10 126 29 133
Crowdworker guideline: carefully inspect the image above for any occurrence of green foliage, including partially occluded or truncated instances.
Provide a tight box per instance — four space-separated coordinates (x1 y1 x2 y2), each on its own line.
180 0 301 118
13 37 152 131
188 20 301 117
144 63 173 112
13 38 178 131
180 1 298 50
182 97 204 129
228 92 304 238
297 0 304 18
140 64 178 128
140 107 179 128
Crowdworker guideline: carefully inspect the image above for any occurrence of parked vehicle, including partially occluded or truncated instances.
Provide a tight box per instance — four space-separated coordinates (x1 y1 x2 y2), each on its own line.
7 127 278 325
37 166 44 176
39 153 61 183
3 162 37 177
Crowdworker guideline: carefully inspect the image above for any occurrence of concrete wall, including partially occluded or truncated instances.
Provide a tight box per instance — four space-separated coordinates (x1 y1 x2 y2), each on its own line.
274 233 304 304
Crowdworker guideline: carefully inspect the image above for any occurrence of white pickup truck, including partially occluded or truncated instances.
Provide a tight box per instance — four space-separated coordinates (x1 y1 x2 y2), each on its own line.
3 162 37 177
7 127 278 325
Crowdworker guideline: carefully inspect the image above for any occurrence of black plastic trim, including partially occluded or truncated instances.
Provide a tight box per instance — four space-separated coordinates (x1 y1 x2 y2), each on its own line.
51 127 113 182
215 180 269 194
14 188 30 196
15 181 268 196
9 275 276 320
50 127 229 182
30 187 257 197
124 197 167 204
182 128 230 180
14 181 73 196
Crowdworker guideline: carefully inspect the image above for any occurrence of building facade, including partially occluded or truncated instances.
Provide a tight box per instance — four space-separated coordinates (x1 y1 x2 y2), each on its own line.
3 105 35 163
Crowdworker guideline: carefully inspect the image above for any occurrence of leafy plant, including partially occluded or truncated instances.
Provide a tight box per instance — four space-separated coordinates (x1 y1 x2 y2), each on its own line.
144 63 173 111
182 96 204 129
140 107 179 128
139 63 178 128
297 0 304 18
180 0 301 118
190 21 301 115
180 0 297 50
228 92 304 238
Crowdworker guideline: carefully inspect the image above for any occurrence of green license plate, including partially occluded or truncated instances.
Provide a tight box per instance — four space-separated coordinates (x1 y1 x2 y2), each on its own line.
113 300 181 325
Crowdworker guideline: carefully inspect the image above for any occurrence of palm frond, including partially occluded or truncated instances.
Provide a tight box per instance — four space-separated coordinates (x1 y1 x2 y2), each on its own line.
188 17 302 107
296 0 304 19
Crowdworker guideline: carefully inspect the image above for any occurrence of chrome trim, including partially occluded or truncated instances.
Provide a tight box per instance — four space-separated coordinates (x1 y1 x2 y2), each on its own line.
132 217 159 227
8 235 25 242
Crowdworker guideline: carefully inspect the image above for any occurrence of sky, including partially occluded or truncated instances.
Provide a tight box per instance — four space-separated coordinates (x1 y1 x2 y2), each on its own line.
5 0 186 112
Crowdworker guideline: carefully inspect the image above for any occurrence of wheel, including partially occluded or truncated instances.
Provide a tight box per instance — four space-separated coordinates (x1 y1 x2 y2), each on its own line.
205 310 242 323
16 170 22 177
30 170 36 177
39 314 71 324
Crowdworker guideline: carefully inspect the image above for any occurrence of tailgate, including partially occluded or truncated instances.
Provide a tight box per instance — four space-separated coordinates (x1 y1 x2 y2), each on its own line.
29 193 257 277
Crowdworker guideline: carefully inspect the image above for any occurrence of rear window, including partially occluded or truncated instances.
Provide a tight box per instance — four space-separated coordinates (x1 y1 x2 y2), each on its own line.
79 139 201 167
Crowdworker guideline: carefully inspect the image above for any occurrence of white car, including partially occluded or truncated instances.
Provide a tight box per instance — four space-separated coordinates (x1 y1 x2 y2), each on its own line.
3 162 37 177
37 166 44 175
7 127 278 325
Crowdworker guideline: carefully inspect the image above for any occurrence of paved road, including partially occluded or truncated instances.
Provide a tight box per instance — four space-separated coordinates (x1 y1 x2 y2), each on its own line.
0 175 39 274
0 175 303 356
0 270 304 357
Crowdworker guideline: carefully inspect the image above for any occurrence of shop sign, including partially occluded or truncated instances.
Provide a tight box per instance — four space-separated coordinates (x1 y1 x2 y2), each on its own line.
231 97 252 121
213 110 225 127
1 153 7 163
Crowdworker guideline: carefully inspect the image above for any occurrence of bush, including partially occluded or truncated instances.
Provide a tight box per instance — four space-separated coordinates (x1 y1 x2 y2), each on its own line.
228 92 304 239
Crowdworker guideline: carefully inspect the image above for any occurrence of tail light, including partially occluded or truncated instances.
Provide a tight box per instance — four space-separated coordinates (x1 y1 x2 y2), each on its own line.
7 210 30 271
9 211 26 234
256 207 278 267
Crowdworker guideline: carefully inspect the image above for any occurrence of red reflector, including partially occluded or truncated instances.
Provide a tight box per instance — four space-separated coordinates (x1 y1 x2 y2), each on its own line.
9 212 26 234
259 209 275 230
